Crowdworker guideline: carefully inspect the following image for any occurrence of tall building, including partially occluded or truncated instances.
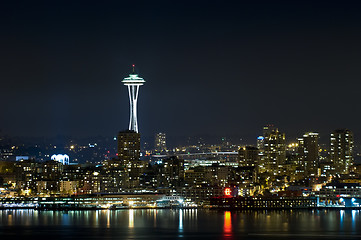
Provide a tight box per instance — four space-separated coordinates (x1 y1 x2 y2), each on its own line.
262 125 286 174
257 136 265 151
117 130 144 189
257 136 265 172
330 129 354 174
155 132 167 152
122 65 145 133
297 132 319 177
161 156 184 188
238 146 259 168
117 130 141 163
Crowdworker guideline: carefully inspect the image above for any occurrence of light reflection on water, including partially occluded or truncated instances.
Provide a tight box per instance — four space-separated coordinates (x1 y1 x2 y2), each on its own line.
0 209 361 239
223 211 232 238
129 209 134 228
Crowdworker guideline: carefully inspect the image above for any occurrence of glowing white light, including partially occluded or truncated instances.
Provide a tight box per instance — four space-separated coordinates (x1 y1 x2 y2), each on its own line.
51 154 70 165
122 68 145 133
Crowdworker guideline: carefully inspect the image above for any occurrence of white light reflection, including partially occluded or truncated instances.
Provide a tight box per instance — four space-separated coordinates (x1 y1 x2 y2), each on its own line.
129 209 134 228
107 210 110 228
179 209 183 231
154 210 157 228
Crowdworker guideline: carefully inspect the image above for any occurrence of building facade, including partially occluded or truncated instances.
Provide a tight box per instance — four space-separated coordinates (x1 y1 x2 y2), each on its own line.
117 130 143 189
155 133 167 152
330 129 354 174
297 132 319 177
262 125 286 174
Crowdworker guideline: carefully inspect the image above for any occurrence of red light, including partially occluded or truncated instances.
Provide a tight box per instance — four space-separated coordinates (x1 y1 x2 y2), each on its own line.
224 188 231 196
336 195 340 198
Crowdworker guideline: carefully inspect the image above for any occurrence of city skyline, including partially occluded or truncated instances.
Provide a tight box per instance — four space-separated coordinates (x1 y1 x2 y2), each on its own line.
1 2 361 142
2 2 361 239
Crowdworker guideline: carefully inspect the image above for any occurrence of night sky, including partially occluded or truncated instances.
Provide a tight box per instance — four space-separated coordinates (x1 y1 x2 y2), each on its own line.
1 1 361 144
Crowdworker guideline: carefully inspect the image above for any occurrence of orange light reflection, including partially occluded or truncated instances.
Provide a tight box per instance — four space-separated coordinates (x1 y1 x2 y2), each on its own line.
223 211 233 239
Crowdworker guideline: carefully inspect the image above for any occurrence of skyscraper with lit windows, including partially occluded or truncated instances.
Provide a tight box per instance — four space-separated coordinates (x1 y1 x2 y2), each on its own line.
330 129 354 174
117 130 144 189
155 132 167 152
297 132 319 177
262 125 286 174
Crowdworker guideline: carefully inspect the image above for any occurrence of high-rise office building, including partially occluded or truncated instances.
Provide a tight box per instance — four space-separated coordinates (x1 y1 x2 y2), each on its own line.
262 125 286 174
297 132 319 177
257 136 265 151
122 65 145 133
117 130 140 163
239 146 259 167
257 136 265 172
330 129 354 174
155 132 167 152
117 130 144 189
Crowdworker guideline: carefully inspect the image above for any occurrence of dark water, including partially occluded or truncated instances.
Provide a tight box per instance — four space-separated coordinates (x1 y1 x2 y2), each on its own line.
0 209 361 239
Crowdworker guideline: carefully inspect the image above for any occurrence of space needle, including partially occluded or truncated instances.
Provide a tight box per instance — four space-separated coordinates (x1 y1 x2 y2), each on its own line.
122 65 145 133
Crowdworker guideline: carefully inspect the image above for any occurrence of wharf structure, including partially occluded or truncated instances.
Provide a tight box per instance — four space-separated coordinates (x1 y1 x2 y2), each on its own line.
210 196 317 209
0 193 185 210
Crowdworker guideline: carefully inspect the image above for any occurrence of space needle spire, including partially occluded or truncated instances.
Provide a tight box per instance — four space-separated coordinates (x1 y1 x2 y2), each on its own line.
122 65 145 133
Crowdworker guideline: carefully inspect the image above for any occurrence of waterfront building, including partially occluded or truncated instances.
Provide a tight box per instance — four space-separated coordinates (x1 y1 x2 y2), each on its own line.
177 185 223 204
330 129 354 174
210 196 317 209
315 182 361 206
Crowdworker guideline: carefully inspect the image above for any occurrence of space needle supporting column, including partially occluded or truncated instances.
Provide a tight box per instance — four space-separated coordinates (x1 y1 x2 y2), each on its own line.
122 65 145 133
